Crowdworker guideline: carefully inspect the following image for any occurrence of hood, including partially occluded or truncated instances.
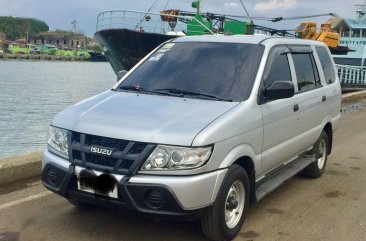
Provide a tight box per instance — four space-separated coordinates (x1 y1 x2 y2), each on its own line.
53 91 239 146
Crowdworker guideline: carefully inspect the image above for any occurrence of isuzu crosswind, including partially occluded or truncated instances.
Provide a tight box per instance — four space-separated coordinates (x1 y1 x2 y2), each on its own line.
42 35 341 241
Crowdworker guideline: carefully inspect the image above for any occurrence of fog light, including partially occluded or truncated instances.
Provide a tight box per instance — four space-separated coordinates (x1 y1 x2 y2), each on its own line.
145 190 164 209
47 168 60 187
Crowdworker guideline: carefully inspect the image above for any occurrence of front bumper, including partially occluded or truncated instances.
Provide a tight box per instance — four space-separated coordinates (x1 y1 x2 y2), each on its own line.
42 150 227 216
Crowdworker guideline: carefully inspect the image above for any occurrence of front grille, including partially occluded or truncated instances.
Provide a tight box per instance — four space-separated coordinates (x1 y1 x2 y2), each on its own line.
70 132 155 174
85 134 129 150
85 153 119 167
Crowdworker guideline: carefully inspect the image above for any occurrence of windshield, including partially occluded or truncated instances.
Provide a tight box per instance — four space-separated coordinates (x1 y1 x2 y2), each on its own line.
117 42 264 102
297 23 306 30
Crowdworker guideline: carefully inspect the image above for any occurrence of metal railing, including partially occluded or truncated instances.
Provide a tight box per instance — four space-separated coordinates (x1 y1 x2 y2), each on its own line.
336 64 366 85
96 10 214 35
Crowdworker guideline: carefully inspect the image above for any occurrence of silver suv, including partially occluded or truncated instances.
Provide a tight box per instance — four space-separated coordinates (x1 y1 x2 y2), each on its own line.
42 35 341 241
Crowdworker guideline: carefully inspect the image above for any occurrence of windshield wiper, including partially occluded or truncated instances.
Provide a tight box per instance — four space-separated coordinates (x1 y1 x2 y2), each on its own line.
153 88 233 102
118 85 149 92
118 85 179 97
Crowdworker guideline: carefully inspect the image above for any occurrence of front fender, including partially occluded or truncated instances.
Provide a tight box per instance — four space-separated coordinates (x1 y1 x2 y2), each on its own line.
218 144 260 171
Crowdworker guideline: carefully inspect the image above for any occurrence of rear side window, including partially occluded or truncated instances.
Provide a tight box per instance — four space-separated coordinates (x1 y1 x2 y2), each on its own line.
316 46 336 84
292 53 320 92
262 46 292 88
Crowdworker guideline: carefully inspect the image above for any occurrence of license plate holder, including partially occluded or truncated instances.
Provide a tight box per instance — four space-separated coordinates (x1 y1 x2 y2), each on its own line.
76 168 118 199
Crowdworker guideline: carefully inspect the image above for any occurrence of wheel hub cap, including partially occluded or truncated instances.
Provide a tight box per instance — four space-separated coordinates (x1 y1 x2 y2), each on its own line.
226 197 238 211
317 139 327 169
225 180 245 229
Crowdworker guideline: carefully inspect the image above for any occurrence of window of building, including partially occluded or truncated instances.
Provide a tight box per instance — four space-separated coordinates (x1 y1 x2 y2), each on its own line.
292 53 320 92
71 40 74 46
342 31 350 37
34 39 36 44
48 39 52 44
352 29 361 37
316 46 336 84
56 40 59 44
76 41 79 46
64 40 66 45
262 46 292 89
41 39 44 44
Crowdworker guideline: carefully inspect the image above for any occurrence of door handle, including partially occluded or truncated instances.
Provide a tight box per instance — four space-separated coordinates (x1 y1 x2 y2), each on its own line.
293 104 299 112
322 96 327 102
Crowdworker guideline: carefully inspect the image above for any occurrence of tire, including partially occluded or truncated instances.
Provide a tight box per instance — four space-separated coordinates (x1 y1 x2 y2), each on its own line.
201 164 250 241
68 199 94 210
302 131 329 178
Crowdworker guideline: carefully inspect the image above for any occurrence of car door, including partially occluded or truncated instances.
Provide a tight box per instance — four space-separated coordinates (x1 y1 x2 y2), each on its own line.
314 46 342 121
289 46 325 149
259 45 302 175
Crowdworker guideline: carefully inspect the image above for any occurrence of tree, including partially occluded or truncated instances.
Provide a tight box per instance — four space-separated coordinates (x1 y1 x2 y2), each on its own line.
0 16 49 40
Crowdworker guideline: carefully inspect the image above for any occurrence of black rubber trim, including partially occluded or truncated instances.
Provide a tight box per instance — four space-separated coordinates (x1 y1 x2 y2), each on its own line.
288 45 313 53
42 163 74 195
125 183 184 212
67 131 73 164
127 144 156 175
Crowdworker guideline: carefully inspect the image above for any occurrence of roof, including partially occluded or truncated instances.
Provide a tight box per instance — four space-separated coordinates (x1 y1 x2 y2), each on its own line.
173 34 327 47
32 31 85 37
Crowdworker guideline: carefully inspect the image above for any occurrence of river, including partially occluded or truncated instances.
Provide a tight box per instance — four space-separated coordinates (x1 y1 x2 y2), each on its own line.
0 60 116 159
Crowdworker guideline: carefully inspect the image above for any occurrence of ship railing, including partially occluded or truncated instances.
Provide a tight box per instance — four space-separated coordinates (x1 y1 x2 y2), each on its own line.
96 10 214 35
336 64 366 86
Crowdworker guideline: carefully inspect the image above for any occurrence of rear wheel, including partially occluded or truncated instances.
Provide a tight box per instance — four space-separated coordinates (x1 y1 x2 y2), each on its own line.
201 164 249 241
302 131 329 178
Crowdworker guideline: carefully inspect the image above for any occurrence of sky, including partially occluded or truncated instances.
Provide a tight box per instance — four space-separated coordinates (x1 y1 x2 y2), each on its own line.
0 0 362 37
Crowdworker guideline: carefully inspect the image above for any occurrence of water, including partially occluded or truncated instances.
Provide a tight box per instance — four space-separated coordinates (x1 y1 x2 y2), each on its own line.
0 60 116 159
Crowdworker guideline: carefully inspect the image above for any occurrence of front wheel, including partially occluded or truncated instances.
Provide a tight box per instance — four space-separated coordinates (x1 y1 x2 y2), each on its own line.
201 164 249 241
302 131 329 178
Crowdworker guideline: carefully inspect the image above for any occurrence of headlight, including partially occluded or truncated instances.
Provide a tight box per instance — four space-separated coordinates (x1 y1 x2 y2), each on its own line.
141 145 212 170
47 126 69 159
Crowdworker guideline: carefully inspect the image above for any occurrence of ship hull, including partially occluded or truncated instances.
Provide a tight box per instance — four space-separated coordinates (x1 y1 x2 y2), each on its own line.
332 37 366 66
95 29 176 74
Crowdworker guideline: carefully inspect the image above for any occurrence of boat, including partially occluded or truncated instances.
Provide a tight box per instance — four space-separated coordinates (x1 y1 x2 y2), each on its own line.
95 0 350 74
94 0 293 74
95 28 175 72
332 4 366 66
87 51 107 62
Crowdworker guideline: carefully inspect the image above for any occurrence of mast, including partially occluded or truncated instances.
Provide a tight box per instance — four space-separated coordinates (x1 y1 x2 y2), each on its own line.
191 0 201 16
238 0 253 24
355 2 366 24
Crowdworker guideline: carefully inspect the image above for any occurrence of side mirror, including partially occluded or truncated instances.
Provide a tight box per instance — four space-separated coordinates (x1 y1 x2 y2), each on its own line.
265 81 294 101
117 70 128 81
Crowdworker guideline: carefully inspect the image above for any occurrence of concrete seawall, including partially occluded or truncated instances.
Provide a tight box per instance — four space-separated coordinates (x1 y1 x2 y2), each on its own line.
0 152 41 185
1 90 366 185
